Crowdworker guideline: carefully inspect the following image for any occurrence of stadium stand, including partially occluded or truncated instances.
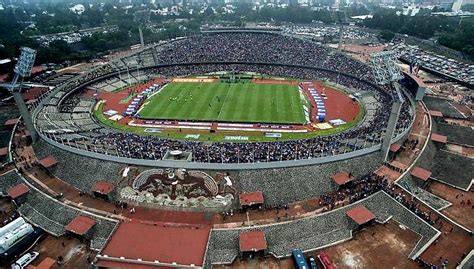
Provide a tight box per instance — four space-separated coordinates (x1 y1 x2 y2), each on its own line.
205 191 439 265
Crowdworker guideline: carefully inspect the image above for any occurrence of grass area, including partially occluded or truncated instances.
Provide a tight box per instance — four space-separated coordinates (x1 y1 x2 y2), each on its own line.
138 82 306 124
119 92 137 104
94 99 365 142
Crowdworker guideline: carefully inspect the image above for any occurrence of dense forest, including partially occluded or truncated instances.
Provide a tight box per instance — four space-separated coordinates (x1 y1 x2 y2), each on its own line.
362 10 474 59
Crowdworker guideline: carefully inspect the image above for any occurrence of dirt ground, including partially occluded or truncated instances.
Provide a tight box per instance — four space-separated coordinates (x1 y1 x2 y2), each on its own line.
429 181 474 230
27 235 94 269
215 221 421 269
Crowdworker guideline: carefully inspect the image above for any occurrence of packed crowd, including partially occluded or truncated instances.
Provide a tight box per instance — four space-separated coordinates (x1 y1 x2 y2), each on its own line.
87 63 412 163
238 151 382 206
35 32 416 164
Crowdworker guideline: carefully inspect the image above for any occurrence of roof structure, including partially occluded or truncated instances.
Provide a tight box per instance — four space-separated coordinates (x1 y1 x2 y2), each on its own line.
404 72 427 88
7 183 29 199
410 166 432 181
65 216 96 236
38 155 58 168
4 118 18 126
98 221 210 267
429 110 443 118
22 87 48 101
94 260 160 269
92 181 115 195
239 231 267 252
0 147 7 157
346 205 376 225
23 130 31 137
389 143 401 153
27 257 56 269
431 133 448 144
331 171 353 185
390 160 408 172
239 191 264 206
25 99 37 105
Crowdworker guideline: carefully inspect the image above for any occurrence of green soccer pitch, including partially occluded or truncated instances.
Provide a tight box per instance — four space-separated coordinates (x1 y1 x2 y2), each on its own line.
137 82 306 124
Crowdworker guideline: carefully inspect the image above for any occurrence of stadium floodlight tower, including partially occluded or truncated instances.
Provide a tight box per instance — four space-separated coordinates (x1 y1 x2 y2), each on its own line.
335 10 347 51
369 50 404 162
134 10 150 48
9 47 38 142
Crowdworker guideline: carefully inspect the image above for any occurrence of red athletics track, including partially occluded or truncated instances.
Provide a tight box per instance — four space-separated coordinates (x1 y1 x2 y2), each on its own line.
311 81 360 123
95 78 360 131
93 78 166 125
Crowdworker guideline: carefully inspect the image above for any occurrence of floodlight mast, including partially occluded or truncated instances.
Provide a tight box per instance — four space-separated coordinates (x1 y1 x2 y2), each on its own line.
9 47 38 142
369 50 404 162
134 10 150 48
335 10 347 51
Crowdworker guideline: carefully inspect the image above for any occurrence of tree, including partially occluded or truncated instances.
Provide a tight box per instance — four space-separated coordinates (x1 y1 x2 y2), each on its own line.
379 30 395 41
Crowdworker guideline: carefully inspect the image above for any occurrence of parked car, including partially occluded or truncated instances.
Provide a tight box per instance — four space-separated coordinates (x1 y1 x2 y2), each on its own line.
11 252 39 269
308 256 318 269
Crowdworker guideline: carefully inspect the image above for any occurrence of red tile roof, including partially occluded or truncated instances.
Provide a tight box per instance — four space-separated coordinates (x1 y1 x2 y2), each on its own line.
31 66 46 74
429 110 443 118
390 160 408 171
99 221 210 267
94 260 161 269
0 74 8 82
22 87 48 101
239 231 267 252
32 257 56 269
239 191 264 206
7 183 29 199
431 133 448 144
92 181 115 195
389 143 401 152
4 118 18 126
38 156 57 168
331 171 353 185
0 147 7 157
410 166 432 181
65 216 96 235
25 99 37 105
346 205 376 225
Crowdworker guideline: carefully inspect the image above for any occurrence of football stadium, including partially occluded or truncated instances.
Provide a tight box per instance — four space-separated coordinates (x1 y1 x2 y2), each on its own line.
1 30 473 269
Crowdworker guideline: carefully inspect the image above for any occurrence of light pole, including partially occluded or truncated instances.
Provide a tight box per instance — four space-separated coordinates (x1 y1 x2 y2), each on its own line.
369 50 404 162
9 47 38 142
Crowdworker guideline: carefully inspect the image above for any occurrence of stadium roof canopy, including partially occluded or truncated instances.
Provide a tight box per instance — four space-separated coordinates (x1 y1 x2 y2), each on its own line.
410 166 432 181
240 191 264 206
92 181 115 195
239 231 267 252
4 118 18 126
346 205 375 225
22 87 48 101
431 133 448 144
7 183 29 199
389 143 401 153
0 147 7 157
331 171 353 185
65 215 96 236
390 160 408 172
429 110 443 118
29 257 57 269
97 221 210 268
39 155 58 168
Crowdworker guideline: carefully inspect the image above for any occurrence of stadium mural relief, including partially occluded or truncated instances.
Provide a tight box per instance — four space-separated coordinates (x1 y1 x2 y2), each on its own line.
121 168 235 210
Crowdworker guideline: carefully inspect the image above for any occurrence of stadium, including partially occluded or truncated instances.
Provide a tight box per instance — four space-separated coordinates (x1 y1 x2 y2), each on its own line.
0 30 473 269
